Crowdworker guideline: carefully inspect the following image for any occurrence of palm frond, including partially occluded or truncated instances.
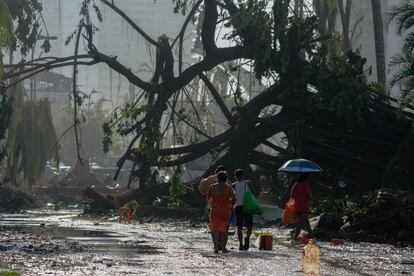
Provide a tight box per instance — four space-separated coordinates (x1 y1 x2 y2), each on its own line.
402 32 414 53
389 50 414 87
389 52 411 67
387 1 414 34
400 86 414 105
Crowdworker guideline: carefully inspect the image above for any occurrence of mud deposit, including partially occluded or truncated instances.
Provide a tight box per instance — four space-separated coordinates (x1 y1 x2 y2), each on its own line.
0 209 413 275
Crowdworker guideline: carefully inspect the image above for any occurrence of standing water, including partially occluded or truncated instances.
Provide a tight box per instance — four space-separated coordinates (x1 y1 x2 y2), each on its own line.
0 209 414 275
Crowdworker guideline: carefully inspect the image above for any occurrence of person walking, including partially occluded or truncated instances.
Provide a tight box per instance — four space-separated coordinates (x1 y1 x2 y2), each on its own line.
208 171 236 253
199 165 232 250
290 172 314 241
233 169 254 251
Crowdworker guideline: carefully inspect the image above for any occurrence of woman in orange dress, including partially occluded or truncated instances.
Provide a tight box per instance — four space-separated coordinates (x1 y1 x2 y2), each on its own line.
208 171 236 253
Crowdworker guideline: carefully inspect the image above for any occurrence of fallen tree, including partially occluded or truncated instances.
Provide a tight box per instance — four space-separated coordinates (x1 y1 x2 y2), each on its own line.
2 1 413 208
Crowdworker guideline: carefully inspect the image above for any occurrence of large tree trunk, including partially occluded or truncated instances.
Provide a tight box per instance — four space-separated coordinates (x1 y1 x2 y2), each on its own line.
371 0 387 86
82 186 143 209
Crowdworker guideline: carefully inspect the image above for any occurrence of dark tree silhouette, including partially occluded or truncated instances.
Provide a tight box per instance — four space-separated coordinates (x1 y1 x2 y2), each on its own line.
2 1 413 206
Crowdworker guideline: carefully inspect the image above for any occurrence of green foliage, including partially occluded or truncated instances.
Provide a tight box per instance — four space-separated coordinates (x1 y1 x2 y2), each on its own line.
309 49 371 126
4 0 49 56
342 189 413 226
7 89 59 187
388 0 414 52
18 100 58 186
0 272 21 276
0 0 13 49
0 0 14 80
169 167 185 206
171 0 188 15
102 122 113 153
79 0 102 23
389 50 414 106
122 200 139 217
311 198 344 215
388 1 414 105
65 0 102 45
224 0 273 79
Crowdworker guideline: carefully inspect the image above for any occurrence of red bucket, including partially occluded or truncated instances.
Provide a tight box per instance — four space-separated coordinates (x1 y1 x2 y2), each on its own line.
259 235 273 250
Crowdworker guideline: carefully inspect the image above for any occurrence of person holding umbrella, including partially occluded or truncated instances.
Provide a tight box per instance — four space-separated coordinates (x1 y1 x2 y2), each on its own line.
279 159 322 241
290 172 314 241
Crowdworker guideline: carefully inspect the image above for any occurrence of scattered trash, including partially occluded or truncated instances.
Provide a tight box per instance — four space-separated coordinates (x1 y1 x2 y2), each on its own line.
331 239 345 246
303 239 320 275
119 207 131 224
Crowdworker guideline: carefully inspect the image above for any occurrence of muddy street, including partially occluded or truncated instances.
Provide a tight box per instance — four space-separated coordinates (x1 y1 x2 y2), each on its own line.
0 209 413 275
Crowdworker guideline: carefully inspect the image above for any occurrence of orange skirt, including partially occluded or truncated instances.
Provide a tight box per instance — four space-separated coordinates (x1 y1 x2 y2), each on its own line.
210 207 232 232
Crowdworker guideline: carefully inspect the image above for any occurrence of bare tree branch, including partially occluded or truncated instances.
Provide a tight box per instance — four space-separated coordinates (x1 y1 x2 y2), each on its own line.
5 60 98 89
171 0 204 74
100 0 159 47
158 128 233 156
172 46 253 91
182 86 207 131
199 72 234 124
166 101 211 139
89 46 159 93
4 55 92 79
73 21 85 165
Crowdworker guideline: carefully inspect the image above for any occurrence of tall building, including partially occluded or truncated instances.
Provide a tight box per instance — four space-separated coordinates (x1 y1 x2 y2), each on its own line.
335 0 404 95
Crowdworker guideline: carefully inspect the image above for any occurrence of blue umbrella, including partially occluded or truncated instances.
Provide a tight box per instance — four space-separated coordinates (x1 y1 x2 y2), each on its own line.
278 159 323 173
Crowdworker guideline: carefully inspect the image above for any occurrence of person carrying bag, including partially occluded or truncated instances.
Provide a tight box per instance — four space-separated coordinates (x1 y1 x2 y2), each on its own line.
233 169 263 251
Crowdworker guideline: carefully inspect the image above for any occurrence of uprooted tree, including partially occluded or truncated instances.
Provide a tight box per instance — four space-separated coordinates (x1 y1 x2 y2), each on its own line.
2 0 414 207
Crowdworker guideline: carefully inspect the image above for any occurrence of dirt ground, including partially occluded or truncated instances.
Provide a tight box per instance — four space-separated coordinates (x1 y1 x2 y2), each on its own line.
0 209 413 275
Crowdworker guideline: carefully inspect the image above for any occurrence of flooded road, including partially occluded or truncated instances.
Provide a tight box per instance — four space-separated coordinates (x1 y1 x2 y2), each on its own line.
0 209 413 275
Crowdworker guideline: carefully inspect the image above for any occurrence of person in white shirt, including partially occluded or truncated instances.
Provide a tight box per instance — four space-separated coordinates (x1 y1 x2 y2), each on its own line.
233 169 253 251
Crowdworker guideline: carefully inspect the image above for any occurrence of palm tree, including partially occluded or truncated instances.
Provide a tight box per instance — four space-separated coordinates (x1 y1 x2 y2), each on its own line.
388 0 414 52
388 0 414 104
389 50 414 106
371 0 386 86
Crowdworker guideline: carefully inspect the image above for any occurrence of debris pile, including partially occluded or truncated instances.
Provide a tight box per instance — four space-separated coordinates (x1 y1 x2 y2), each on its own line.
313 189 414 246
